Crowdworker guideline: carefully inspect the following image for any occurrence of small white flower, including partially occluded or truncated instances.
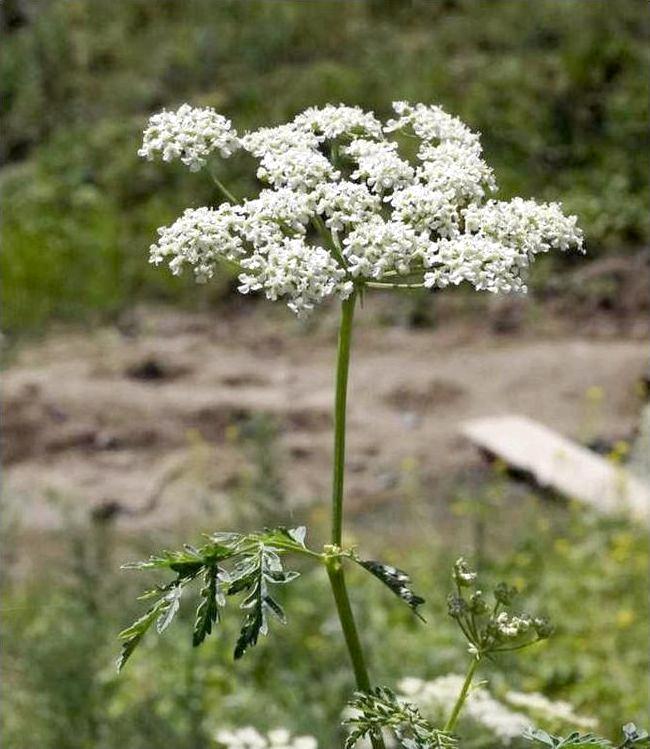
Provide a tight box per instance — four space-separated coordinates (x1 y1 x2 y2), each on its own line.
240 123 320 157
388 184 459 236
386 101 480 148
343 217 429 279
424 236 525 294
216 726 267 749
257 148 340 191
239 236 352 317
149 205 245 281
293 104 383 140
494 612 532 638
311 181 381 234
242 188 314 243
417 141 496 203
464 198 584 256
138 104 239 171
344 139 414 193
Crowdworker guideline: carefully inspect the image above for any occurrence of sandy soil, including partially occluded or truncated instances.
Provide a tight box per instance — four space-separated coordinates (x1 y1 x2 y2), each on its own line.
3 304 648 530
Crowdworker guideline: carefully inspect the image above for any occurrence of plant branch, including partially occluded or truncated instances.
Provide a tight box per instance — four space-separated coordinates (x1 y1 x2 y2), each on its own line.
312 215 348 268
208 165 238 203
444 656 481 733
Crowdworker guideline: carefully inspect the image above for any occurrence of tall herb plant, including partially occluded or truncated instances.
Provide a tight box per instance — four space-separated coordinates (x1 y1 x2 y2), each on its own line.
117 102 620 747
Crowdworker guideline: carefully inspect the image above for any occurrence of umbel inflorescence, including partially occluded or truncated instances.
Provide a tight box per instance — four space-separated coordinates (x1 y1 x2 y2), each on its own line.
139 102 584 316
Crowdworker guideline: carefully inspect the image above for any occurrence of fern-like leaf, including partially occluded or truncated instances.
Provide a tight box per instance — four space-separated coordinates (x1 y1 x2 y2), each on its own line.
345 687 456 749
193 565 221 646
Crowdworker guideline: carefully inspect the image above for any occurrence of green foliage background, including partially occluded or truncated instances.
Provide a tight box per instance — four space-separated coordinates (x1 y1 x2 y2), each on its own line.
2 0 648 334
3 492 648 749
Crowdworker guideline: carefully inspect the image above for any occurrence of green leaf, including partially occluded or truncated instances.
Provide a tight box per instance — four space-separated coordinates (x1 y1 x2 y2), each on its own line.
263 594 287 623
193 565 221 646
231 542 298 659
525 729 556 747
117 598 167 671
260 526 308 551
155 584 183 633
286 526 307 546
118 526 304 667
523 728 613 749
122 543 235 574
234 602 265 659
354 558 425 620
345 687 457 749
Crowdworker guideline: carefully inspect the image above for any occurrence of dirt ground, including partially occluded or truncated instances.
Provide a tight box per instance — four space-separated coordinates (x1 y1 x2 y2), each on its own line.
3 301 649 531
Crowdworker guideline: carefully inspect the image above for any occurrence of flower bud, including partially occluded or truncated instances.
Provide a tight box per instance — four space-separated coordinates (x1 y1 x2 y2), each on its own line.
469 590 490 615
533 616 554 640
447 593 469 619
453 557 477 587
494 582 518 605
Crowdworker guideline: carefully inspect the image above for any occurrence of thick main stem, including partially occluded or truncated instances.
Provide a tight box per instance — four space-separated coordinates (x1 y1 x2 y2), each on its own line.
328 292 385 749
331 293 356 547
444 656 480 732
326 561 371 692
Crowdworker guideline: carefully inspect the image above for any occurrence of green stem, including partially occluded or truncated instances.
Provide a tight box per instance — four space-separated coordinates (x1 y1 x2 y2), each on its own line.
444 656 480 733
208 166 238 203
331 293 356 546
327 293 386 749
326 560 371 692
312 215 348 269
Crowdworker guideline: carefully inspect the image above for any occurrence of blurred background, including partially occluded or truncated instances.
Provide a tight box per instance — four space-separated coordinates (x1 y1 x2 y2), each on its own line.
1 1 649 748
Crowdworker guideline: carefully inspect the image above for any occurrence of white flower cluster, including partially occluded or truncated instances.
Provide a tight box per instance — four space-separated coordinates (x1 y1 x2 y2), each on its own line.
417 141 496 203
293 104 383 140
215 727 317 749
141 101 583 315
464 198 584 254
238 237 353 316
386 101 480 147
344 139 415 193
504 691 597 730
388 185 459 236
149 205 245 281
312 181 381 235
398 675 596 744
398 675 530 745
453 557 478 586
139 104 240 171
343 217 430 279
493 611 535 638
424 236 524 293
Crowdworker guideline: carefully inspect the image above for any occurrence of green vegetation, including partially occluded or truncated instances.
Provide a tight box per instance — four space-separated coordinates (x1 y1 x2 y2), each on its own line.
3 477 648 748
2 0 648 334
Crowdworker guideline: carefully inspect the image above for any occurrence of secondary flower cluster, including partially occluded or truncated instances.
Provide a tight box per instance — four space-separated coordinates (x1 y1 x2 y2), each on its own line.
399 675 530 744
447 557 553 656
141 102 584 315
398 676 596 745
215 728 317 749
